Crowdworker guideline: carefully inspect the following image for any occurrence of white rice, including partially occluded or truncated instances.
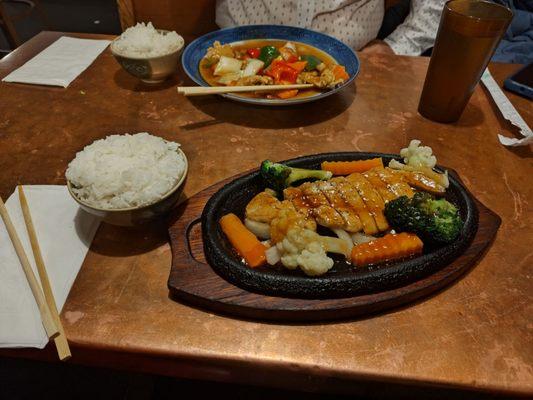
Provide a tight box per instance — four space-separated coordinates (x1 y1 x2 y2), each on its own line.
112 22 184 58
66 133 186 209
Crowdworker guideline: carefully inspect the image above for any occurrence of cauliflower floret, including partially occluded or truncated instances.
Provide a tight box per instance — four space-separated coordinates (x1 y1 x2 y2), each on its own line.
297 241 334 276
276 227 347 276
277 234 300 270
400 139 437 169
389 139 449 189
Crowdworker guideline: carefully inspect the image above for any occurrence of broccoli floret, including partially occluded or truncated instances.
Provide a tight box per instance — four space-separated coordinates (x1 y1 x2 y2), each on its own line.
260 160 332 192
422 197 463 243
383 195 429 234
384 192 463 244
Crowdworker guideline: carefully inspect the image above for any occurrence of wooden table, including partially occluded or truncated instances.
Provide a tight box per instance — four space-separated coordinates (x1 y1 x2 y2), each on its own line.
1 32 531 397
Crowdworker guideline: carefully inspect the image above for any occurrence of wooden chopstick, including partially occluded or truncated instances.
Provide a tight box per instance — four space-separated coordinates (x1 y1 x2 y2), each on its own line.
18 186 71 361
0 195 59 340
177 83 314 96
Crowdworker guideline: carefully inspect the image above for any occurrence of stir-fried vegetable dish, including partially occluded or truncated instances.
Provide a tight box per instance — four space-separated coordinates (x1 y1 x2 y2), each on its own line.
219 140 465 277
200 39 350 99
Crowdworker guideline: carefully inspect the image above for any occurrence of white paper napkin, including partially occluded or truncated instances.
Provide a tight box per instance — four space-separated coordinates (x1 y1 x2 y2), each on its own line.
0 186 100 348
2 36 110 88
481 68 533 147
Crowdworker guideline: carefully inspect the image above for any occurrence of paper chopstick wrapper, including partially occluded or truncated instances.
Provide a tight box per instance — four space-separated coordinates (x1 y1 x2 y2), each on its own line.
0 186 100 348
481 69 533 147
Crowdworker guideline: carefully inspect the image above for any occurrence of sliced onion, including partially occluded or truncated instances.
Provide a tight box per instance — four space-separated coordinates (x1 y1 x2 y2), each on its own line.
332 228 354 261
320 235 351 259
265 245 281 266
244 218 271 239
351 232 376 245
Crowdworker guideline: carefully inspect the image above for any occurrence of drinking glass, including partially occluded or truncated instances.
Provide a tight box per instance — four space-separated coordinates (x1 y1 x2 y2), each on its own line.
418 0 513 123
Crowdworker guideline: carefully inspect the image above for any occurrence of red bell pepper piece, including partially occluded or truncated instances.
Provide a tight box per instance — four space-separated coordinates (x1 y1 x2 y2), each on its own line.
287 61 307 73
247 48 260 58
265 60 299 84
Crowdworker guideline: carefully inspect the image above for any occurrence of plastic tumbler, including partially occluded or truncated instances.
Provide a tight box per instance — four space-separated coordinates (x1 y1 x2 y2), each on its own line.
418 0 513 123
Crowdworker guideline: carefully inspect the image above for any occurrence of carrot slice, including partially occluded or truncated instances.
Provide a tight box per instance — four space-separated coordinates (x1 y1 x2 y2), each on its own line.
276 89 299 99
351 232 423 267
333 65 349 81
219 213 266 267
321 158 384 175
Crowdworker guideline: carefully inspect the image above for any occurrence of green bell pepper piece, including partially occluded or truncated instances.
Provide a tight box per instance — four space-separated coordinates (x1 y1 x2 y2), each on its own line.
300 55 322 71
258 46 280 68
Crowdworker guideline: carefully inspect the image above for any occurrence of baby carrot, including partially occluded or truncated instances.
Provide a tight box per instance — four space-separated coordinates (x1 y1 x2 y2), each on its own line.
219 213 267 267
351 232 423 267
321 158 383 175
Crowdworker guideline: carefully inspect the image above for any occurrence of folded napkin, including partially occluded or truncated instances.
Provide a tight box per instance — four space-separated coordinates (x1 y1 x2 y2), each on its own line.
0 186 100 348
2 37 110 88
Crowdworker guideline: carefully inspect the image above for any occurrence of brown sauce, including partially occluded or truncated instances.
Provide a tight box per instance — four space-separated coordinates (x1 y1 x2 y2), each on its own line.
199 39 338 99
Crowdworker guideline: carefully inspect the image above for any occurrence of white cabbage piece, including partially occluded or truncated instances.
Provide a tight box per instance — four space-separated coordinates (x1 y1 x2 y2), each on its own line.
213 56 243 76
280 42 297 61
242 59 264 77
283 41 296 52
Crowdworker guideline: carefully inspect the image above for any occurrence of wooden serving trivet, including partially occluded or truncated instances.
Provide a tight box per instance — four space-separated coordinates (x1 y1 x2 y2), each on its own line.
167 177 501 322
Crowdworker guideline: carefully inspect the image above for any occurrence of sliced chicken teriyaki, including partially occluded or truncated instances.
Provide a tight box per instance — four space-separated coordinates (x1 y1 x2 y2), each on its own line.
329 177 379 235
371 167 415 198
315 180 363 233
245 166 445 239
345 173 390 232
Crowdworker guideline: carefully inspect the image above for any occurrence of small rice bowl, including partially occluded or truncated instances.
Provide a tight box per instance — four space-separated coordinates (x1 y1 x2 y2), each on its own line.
112 22 184 58
66 133 186 209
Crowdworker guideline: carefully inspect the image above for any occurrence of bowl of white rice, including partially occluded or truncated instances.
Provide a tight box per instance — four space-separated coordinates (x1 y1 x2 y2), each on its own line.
66 132 188 226
110 22 185 83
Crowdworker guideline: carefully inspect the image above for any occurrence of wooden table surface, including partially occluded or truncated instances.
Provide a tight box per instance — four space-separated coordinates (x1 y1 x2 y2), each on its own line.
1 32 531 397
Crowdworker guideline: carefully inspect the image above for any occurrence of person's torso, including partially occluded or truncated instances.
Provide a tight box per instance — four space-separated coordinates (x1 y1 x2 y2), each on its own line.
217 0 385 50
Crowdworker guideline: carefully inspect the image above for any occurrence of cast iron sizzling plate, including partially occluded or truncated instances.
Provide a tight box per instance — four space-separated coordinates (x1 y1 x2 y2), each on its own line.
202 152 479 299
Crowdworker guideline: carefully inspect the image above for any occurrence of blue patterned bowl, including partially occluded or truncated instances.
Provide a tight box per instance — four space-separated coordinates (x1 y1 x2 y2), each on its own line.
182 25 359 105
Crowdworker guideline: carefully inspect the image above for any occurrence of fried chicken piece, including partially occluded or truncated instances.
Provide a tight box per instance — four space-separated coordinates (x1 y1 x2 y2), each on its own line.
270 201 316 244
296 66 344 89
245 190 281 223
205 41 234 62
246 190 316 243
235 75 274 86
296 71 318 84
